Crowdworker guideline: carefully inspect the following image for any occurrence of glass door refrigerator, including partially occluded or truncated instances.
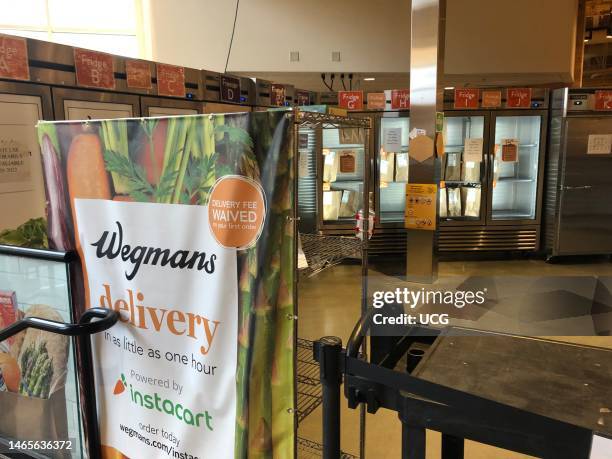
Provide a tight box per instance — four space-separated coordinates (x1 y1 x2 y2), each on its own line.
439 88 548 252
319 126 367 233
369 110 412 254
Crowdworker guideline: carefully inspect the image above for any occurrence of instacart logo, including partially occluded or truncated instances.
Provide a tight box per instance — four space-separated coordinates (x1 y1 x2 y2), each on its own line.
111 373 213 431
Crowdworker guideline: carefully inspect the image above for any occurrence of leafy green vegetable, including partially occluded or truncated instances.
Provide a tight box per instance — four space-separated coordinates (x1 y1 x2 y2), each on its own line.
0 218 48 248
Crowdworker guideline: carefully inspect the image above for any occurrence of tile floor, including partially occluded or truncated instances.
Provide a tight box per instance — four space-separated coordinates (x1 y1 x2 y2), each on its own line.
297 257 612 458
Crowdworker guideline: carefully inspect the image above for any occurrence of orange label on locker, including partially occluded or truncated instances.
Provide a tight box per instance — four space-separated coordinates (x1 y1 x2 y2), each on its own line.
506 88 532 108
74 48 115 89
391 89 410 110
594 90 612 111
338 91 364 111
454 89 479 109
0 35 29 81
481 90 502 108
367 92 386 110
157 63 185 97
125 59 152 90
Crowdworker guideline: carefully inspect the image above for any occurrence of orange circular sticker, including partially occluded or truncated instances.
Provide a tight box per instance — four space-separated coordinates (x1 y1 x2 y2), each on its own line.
207 175 266 249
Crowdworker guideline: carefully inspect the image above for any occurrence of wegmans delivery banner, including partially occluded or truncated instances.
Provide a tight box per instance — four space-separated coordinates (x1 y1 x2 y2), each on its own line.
37 112 295 459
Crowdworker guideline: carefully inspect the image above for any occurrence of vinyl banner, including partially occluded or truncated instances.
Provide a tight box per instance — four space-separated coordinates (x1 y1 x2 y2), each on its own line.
37 112 295 459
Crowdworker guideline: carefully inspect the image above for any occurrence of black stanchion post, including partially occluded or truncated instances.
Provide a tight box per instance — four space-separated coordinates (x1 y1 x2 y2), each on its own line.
441 434 464 459
315 336 343 459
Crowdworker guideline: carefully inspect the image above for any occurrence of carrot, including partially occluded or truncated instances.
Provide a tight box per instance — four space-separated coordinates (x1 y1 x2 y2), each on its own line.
66 132 111 310
112 195 133 202
138 120 167 185
67 133 112 203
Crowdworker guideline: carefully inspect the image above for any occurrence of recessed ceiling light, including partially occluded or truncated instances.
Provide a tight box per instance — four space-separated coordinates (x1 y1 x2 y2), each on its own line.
444 86 455 90
363 77 376 81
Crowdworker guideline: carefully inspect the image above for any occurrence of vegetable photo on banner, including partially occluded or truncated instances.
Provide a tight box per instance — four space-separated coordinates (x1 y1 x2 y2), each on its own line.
36 111 295 459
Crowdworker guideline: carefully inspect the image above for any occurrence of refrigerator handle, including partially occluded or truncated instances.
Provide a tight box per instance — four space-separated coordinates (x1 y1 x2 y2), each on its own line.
562 185 592 190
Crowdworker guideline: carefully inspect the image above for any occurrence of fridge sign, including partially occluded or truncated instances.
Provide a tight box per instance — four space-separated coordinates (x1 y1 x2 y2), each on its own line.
506 88 532 108
125 60 152 90
594 90 612 111
0 35 29 81
74 48 115 90
156 63 186 98
220 76 241 104
391 89 410 110
271 84 286 106
454 89 479 109
338 91 364 111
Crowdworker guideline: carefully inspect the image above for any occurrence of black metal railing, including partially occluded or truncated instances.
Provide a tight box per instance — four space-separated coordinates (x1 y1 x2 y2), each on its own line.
0 307 118 459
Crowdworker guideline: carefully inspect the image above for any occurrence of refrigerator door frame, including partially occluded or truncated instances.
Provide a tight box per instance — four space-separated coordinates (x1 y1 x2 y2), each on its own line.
140 96 203 116
373 109 411 229
440 109 491 227
486 109 548 226
0 81 53 120
316 119 371 232
52 87 141 120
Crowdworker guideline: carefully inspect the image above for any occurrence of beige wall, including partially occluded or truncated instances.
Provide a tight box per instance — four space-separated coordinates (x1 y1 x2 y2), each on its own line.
144 0 578 85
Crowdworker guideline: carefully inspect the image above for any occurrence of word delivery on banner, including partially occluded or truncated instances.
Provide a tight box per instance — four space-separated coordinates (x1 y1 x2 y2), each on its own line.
37 111 296 458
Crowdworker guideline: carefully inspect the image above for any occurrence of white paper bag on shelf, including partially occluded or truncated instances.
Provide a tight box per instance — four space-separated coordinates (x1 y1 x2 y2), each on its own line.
462 187 481 217
323 151 339 182
380 152 395 182
444 152 461 181
395 153 409 182
339 190 359 218
323 190 342 220
447 187 462 217
462 161 480 183
439 187 447 218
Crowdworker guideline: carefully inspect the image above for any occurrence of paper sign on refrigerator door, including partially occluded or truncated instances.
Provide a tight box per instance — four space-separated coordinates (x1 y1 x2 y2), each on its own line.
37 112 296 459
501 138 519 162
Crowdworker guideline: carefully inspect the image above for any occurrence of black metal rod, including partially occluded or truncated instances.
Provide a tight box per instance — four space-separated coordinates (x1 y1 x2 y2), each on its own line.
401 424 426 459
0 244 74 263
441 434 464 459
0 307 117 342
315 336 343 459
78 309 118 459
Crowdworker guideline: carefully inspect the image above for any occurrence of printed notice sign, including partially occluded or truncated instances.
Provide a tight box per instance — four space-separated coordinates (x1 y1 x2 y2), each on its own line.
405 183 437 230
463 138 483 163
0 139 32 192
125 60 152 90
367 92 386 110
587 134 612 155
0 35 29 81
383 128 402 153
501 139 519 162
481 90 502 108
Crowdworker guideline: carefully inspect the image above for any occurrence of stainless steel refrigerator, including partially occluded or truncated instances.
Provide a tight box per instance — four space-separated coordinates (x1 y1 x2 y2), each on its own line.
364 88 549 254
545 88 612 258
